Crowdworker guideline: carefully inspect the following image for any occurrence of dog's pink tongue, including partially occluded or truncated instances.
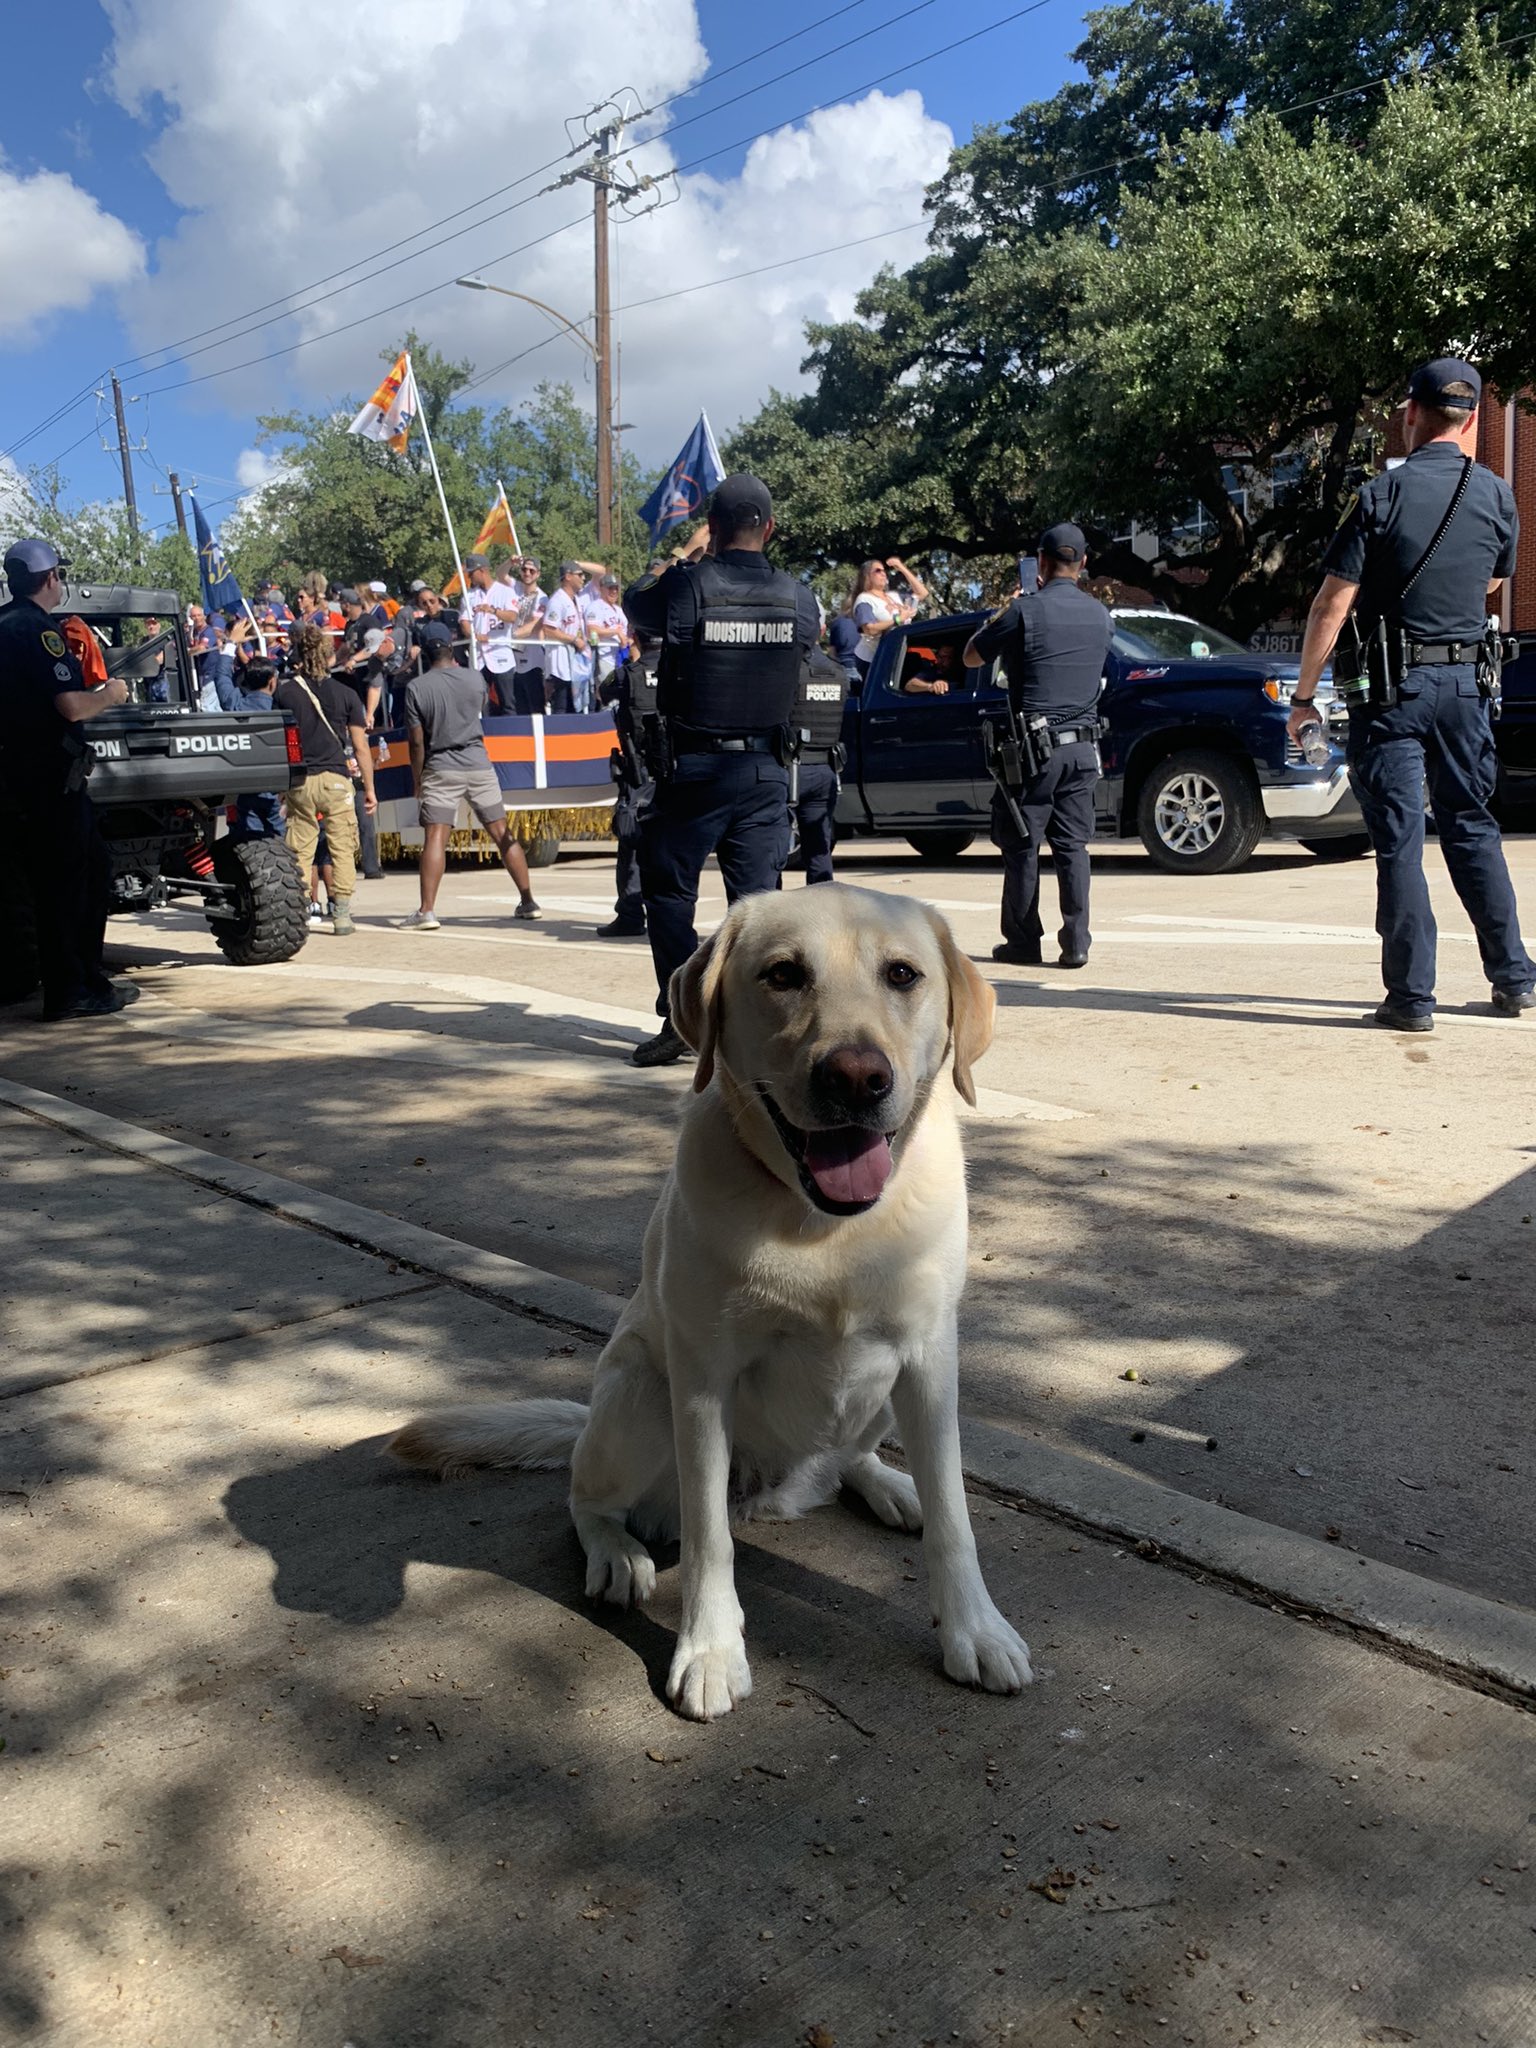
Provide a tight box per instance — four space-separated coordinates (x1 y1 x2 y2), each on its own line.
803 1125 893 1207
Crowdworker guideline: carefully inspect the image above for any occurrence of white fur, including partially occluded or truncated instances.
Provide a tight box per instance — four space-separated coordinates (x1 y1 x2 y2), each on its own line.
391 885 1031 1720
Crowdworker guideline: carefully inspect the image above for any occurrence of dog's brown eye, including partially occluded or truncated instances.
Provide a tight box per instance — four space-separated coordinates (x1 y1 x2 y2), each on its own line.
885 960 921 990
762 959 807 992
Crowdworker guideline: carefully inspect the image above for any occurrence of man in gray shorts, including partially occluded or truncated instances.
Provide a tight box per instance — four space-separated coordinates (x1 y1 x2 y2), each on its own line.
402 622 542 930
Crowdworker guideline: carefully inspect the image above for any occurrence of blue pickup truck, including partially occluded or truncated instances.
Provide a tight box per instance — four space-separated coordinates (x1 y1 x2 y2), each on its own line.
835 605 1369 872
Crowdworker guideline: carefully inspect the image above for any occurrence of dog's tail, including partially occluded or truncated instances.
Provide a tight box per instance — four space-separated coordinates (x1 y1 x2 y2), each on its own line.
388 1398 589 1480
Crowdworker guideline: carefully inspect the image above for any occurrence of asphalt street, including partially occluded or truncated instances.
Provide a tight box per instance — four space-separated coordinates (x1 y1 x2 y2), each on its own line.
2 829 1534 2046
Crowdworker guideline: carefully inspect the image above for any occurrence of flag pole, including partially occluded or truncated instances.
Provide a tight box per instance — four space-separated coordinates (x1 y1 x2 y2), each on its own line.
411 353 466 595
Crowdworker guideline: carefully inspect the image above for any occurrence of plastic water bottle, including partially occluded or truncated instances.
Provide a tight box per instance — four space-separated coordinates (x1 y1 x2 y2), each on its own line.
1297 718 1330 767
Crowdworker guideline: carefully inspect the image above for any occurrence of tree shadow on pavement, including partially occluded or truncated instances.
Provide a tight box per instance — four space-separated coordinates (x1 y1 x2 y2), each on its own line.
959 1104 1536 1611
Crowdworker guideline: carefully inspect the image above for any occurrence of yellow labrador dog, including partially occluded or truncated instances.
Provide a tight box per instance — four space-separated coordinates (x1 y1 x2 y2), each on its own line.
392 884 1031 1721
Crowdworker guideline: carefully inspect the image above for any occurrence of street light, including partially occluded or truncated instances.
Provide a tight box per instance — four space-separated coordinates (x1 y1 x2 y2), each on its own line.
455 274 614 546
454 275 597 362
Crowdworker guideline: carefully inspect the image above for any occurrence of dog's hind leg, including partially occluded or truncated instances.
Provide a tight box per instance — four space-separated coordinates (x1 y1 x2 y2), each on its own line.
569 1336 675 1608
840 1404 923 1531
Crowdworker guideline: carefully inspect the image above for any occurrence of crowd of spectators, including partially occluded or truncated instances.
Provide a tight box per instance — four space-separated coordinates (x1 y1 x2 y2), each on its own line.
174 558 637 930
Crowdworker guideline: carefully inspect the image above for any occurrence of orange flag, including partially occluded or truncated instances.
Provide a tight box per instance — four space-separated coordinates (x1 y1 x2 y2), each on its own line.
442 486 522 597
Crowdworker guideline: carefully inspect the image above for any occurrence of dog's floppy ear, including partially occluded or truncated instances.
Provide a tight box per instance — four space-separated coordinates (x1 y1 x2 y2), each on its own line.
668 915 738 1093
923 907 995 1107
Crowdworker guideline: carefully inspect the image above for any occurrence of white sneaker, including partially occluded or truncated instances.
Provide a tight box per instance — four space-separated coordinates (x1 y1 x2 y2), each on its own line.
402 909 441 931
307 901 324 926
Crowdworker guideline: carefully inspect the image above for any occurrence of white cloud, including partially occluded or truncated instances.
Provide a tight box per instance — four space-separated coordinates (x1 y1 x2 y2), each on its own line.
234 446 291 492
0 158 144 343
99 0 949 459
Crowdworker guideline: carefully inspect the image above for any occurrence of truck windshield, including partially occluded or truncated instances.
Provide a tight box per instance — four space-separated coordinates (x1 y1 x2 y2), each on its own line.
1111 615 1249 662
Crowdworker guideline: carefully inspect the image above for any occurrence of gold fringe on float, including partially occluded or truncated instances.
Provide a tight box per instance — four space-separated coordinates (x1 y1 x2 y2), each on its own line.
377 805 615 865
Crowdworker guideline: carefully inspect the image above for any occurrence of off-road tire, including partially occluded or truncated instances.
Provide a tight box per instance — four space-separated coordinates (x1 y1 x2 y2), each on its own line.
1299 833 1373 862
1136 749 1264 875
905 830 977 862
209 837 309 965
518 832 561 868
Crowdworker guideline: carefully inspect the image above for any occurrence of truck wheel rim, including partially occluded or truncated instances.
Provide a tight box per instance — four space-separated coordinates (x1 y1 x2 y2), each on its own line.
1155 771 1225 854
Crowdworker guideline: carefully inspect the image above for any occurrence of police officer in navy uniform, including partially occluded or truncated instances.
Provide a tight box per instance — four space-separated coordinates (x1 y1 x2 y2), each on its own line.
623 474 819 1065
964 522 1111 968
0 539 132 1019
1291 357 1535 1029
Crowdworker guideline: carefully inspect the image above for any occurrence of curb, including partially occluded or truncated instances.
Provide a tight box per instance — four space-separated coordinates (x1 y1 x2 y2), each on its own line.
0 1076 625 1340
957 1415 1536 1707
3 1074 1532 1706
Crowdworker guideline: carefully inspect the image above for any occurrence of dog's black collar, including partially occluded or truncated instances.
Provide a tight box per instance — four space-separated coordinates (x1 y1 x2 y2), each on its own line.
755 1085 889 1218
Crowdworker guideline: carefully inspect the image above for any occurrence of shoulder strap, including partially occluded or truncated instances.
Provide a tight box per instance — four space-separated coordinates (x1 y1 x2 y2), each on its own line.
1399 455 1473 603
289 672 349 747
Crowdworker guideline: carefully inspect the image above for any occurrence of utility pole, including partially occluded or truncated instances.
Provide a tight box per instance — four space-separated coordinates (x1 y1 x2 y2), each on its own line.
110 372 141 569
592 128 614 549
168 470 188 541
554 107 660 550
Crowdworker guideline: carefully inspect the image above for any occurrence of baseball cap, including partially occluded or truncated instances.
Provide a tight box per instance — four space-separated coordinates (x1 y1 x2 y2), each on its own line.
559 559 583 579
710 473 773 528
463 552 489 572
409 579 429 595
362 627 389 656
1039 521 1088 564
1407 356 1482 412
368 580 387 594
417 620 455 653
337 586 362 606
3 536 67 582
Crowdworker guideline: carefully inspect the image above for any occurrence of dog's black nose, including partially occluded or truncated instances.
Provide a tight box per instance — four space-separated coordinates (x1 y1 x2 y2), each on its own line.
813 1045 894 1116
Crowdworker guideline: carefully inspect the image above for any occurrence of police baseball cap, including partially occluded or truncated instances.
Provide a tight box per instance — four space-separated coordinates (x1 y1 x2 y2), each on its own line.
1407 357 1482 412
1039 521 1088 564
3 536 67 582
710 473 773 528
417 620 455 653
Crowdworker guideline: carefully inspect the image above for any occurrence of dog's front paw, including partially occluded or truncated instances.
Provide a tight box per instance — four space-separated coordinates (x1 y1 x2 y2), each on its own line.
851 1460 923 1532
939 1600 1033 1694
667 1635 752 1721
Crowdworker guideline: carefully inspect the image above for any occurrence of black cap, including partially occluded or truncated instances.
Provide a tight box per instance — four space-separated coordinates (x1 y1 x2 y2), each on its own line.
463 552 489 572
1407 357 1481 413
3 536 66 582
337 586 362 606
417 621 456 653
1039 521 1087 565
710 473 773 529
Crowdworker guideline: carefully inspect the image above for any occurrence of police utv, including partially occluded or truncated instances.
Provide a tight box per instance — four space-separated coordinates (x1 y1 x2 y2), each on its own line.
0 585 309 1003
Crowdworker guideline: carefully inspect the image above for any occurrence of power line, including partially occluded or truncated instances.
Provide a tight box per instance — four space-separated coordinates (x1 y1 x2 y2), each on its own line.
6 0 1036 445
132 214 589 399
93 1 919 383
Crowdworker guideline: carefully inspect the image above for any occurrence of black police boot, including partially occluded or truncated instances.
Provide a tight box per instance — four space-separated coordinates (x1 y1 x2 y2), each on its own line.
1491 986 1536 1017
630 1021 690 1067
43 987 131 1022
992 942 1043 966
1370 1002 1434 1033
596 919 647 940
1057 950 1090 969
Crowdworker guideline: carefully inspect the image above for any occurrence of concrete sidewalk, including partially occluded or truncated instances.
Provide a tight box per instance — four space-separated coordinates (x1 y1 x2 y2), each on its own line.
3 1096 1535 2046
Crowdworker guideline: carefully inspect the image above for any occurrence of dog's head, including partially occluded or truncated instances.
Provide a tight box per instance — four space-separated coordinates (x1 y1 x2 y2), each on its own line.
669 885 994 1218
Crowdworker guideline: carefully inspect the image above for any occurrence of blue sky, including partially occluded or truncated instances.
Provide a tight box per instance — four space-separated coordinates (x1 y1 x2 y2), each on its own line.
0 0 1088 539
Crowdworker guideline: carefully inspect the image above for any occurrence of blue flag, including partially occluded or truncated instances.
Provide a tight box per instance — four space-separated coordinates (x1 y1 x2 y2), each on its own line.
638 412 725 550
190 494 244 616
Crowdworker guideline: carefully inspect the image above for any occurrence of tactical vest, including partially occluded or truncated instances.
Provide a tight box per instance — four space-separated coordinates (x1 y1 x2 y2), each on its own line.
796 648 849 756
660 557 801 735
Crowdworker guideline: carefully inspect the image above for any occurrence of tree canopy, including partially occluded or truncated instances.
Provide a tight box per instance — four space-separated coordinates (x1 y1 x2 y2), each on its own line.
728 8 1536 631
